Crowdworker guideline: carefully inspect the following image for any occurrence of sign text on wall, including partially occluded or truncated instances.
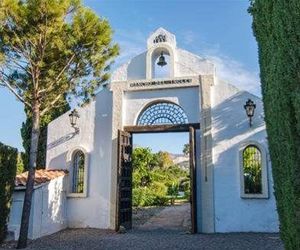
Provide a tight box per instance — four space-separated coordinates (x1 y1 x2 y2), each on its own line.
129 78 192 88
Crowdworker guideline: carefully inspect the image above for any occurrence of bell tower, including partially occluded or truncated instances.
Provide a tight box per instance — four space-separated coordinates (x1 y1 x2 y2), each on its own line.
146 28 177 79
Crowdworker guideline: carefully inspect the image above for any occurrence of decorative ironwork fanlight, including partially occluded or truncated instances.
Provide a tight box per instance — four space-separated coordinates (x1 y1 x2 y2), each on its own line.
157 52 167 67
137 102 188 125
244 99 256 127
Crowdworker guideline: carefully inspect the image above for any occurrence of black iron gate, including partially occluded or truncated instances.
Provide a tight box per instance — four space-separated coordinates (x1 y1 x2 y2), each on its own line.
189 126 197 233
116 130 133 230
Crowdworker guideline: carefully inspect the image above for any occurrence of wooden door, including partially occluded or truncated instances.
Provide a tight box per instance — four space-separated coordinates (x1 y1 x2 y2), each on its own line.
116 130 133 231
189 126 197 233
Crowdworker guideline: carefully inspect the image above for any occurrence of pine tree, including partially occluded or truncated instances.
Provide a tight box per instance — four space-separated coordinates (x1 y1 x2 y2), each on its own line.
0 0 119 247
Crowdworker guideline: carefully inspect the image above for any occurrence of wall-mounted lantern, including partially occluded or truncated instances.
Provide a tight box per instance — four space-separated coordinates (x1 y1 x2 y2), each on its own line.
69 109 80 133
157 52 167 67
244 99 256 127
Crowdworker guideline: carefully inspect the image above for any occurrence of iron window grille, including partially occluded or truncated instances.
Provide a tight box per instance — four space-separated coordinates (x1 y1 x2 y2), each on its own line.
72 150 85 193
242 145 262 194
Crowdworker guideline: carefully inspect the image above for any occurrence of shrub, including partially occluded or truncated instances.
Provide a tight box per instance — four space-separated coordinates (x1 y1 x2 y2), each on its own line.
132 187 145 206
0 142 17 242
132 183 169 207
132 147 189 207
153 196 169 206
167 183 179 205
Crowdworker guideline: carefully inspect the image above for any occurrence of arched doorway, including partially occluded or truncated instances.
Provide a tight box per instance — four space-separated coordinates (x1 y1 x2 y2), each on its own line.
116 101 198 233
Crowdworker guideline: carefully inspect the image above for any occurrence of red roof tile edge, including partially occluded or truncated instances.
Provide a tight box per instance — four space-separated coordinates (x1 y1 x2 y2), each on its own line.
15 169 68 187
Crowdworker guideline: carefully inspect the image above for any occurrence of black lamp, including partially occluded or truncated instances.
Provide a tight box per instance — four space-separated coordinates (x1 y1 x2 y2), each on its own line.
69 109 80 133
157 52 167 67
244 99 256 127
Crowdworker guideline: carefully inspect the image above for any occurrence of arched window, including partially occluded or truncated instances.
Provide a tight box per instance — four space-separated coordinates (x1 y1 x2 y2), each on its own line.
72 150 85 193
240 143 268 198
243 145 262 194
137 102 188 125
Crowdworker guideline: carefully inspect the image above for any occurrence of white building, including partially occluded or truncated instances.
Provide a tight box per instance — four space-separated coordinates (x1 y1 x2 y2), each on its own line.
8 28 279 239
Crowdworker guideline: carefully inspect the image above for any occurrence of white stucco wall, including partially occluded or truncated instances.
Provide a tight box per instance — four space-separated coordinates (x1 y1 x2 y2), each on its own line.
8 176 67 240
8 191 33 240
46 88 113 229
175 49 214 77
211 80 279 232
127 52 147 80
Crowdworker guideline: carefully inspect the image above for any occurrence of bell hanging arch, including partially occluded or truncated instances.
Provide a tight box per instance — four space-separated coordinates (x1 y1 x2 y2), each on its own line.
136 101 189 125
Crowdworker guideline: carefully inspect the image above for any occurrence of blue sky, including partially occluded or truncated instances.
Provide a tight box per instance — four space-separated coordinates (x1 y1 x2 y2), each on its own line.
0 0 260 153
133 132 189 155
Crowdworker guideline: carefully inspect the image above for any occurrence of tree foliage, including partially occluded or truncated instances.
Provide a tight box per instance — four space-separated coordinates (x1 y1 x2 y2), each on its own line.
0 0 119 110
0 142 17 243
157 151 173 169
243 146 262 194
183 143 189 156
249 1 300 249
132 147 189 207
16 152 24 174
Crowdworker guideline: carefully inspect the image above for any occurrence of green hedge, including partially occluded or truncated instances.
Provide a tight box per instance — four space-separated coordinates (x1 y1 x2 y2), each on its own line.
249 1 300 249
0 142 17 243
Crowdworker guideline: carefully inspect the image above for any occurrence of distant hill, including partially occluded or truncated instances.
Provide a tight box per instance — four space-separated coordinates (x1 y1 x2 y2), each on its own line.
170 153 189 170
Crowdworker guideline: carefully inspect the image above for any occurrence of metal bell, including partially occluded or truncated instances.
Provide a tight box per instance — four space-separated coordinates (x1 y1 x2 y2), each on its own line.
157 52 167 67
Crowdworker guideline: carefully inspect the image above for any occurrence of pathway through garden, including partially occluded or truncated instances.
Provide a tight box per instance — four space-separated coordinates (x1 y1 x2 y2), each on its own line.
136 203 190 231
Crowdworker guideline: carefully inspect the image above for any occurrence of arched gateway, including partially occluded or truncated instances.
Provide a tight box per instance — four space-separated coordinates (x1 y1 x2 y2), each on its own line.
11 27 278 239
117 99 199 232
109 28 214 232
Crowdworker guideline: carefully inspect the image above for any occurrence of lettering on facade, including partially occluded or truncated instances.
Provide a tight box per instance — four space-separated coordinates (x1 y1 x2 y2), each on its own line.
129 79 192 88
153 34 166 43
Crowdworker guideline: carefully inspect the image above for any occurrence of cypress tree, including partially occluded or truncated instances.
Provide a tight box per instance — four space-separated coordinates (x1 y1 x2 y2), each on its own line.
249 1 300 249
21 100 70 170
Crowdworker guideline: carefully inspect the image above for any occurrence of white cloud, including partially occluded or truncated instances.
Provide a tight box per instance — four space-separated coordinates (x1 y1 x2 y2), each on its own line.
186 38 261 96
181 30 196 45
206 54 261 96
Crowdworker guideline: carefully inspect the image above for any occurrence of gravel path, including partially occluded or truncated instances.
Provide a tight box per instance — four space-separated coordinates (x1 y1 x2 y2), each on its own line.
1 205 283 250
1 228 283 250
132 206 165 228
138 203 190 231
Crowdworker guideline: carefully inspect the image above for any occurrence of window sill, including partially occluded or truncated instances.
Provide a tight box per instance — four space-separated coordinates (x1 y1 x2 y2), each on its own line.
67 192 87 198
241 194 269 199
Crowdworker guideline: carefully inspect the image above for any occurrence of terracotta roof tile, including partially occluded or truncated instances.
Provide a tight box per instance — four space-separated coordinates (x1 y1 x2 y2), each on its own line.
15 169 68 187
